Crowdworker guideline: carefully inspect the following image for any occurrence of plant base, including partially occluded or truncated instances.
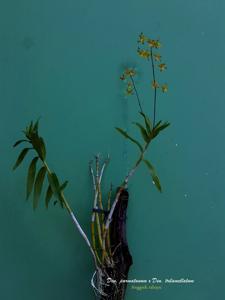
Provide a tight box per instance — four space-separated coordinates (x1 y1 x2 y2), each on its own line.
99 189 133 300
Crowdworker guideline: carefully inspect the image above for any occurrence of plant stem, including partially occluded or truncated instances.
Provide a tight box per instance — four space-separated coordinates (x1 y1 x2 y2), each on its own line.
149 48 157 127
106 184 112 257
91 222 102 265
130 75 143 113
103 48 157 252
90 158 112 265
123 140 150 186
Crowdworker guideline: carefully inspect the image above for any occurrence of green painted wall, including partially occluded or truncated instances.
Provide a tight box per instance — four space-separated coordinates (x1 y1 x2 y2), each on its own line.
1 1 225 299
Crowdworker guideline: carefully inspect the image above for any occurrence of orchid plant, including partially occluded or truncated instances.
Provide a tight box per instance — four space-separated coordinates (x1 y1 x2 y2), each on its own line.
13 33 170 300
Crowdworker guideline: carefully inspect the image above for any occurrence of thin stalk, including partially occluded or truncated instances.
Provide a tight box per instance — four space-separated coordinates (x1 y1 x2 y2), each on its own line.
102 49 157 252
97 181 104 223
102 187 123 254
149 48 157 127
96 213 103 249
130 75 143 113
95 155 104 222
90 164 103 265
90 160 104 248
91 221 102 265
106 184 112 257
90 157 110 264
124 140 150 186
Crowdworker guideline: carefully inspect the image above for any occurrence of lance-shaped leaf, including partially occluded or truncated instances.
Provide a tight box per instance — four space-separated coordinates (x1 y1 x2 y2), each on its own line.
115 127 143 152
32 136 46 161
47 172 60 194
13 148 31 170
133 122 149 143
60 181 68 191
47 172 64 208
33 118 40 133
28 121 33 135
33 166 47 209
26 156 39 200
140 112 152 134
154 120 162 129
38 137 46 160
153 121 170 138
143 159 162 192
158 122 170 132
45 185 53 208
13 139 29 148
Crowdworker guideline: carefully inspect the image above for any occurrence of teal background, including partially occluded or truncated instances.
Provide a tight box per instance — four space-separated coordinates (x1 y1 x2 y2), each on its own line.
1 1 225 299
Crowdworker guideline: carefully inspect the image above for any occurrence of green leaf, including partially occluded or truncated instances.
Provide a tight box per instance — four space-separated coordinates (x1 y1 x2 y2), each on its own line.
33 166 47 209
38 137 46 160
140 112 152 134
158 122 170 131
28 121 33 135
33 118 40 133
60 181 68 191
153 122 170 138
13 148 31 170
13 139 29 148
45 185 53 208
47 172 60 195
143 159 162 192
32 136 46 161
154 120 162 129
133 122 149 143
152 174 162 192
26 156 39 200
47 172 64 208
115 127 143 152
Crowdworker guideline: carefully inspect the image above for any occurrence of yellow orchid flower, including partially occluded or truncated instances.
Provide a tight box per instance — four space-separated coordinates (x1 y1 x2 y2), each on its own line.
158 63 167 72
161 84 168 93
125 68 136 77
126 82 134 95
153 53 161 61
137 48 150 59
147 39 155 47
148 39 161 49
154 40 161 48
138 33 146 44
120 68 136 81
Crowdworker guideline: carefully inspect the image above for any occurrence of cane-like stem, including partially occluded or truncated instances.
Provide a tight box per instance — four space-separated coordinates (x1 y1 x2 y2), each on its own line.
90 157 112 265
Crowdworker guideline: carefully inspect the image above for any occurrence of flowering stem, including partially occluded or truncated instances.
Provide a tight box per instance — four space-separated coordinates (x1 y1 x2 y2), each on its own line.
130 75 143 113
149 48 157 127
